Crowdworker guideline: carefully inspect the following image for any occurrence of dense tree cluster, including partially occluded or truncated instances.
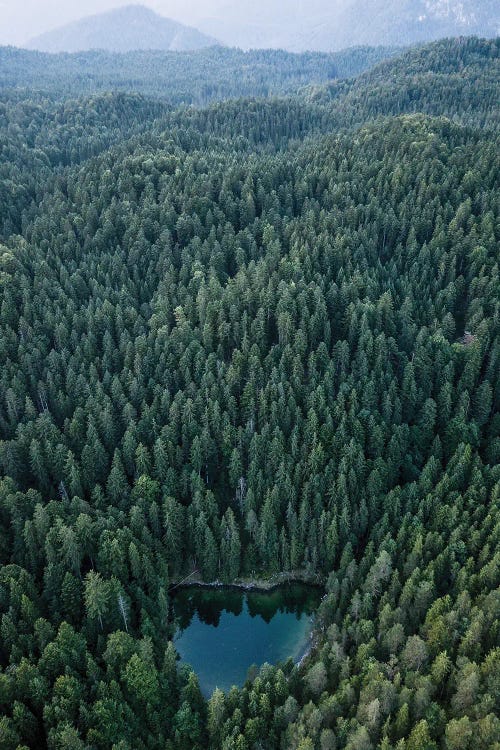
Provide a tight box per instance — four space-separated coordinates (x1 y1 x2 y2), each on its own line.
305 37 500 130
0 36 498 750
0 45 399 101
1 38 496 239
0 92 171 237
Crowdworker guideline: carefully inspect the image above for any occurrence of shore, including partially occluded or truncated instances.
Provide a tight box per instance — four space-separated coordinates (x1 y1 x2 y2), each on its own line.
170 569 325 594
170 571 326 673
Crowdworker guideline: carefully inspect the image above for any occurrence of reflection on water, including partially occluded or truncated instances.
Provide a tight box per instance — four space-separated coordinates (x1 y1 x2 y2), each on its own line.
171 584 322 696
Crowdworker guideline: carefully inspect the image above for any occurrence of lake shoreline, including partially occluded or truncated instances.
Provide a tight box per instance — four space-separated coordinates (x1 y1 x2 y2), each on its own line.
172 574 325 672
171 580 324 692
170 570 325 594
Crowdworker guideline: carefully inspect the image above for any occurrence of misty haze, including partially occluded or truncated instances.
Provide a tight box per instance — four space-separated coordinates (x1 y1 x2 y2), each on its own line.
0 0 498 49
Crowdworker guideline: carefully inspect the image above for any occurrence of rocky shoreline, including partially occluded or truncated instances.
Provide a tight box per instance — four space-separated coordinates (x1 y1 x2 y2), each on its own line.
170 572 326 672
170 570 325 594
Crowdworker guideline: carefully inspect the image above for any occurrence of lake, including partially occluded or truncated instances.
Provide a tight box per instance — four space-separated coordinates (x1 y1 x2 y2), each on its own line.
171 583 322 696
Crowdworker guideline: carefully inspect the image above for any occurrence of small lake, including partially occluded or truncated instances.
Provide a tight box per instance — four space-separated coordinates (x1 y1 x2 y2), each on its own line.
171 583 322 696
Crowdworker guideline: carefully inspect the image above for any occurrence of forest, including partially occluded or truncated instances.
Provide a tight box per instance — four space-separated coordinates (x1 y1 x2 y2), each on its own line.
0 35 498 750
0 45 400 101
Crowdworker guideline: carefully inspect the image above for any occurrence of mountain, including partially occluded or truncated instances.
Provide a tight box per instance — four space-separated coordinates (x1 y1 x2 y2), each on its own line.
19 0 500 54
157 0 499 50
25 4 220 54
292 0 500 51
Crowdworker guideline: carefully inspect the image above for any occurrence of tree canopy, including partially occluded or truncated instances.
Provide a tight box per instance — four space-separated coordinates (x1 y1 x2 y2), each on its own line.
0 34 498 750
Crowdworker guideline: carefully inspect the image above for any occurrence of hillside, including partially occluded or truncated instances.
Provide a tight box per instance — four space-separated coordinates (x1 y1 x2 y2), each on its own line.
26 4 219 53
304 37 500 130
162 0 499 50
0 35 498 750
1 38 496 239
291 0 500 51
0 44 398 100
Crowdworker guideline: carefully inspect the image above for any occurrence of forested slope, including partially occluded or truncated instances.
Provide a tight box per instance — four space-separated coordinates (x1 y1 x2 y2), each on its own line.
0 93 173 237
0 36 498 750
1 38 496 241
305 37 500 129
0 45 398 100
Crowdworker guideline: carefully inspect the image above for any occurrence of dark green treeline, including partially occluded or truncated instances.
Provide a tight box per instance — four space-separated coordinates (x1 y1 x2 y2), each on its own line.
0 36 498 750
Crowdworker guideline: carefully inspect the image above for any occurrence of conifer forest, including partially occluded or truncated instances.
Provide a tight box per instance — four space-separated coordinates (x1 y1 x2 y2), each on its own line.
0 36 499 750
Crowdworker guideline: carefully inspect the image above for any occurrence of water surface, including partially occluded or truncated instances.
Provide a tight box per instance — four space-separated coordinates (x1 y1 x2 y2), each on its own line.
171 583 322 696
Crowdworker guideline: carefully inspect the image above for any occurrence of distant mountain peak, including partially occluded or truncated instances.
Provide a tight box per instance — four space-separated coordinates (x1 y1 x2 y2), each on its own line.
26 5 220 54
173 0 499 51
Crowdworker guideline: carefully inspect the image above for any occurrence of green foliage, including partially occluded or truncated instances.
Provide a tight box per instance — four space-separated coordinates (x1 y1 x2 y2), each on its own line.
0 45 397 100
0 33 498 750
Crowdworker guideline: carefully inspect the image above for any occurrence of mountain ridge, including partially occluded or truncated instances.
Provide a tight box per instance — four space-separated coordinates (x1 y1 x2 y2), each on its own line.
158 0 499 50
26 4 220 54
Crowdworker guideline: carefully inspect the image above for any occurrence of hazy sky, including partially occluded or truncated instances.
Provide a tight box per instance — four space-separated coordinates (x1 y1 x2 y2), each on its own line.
0 1 211 45
0 0 316 46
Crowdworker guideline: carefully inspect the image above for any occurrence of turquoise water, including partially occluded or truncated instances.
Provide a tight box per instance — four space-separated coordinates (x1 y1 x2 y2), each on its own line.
171 584 322 696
